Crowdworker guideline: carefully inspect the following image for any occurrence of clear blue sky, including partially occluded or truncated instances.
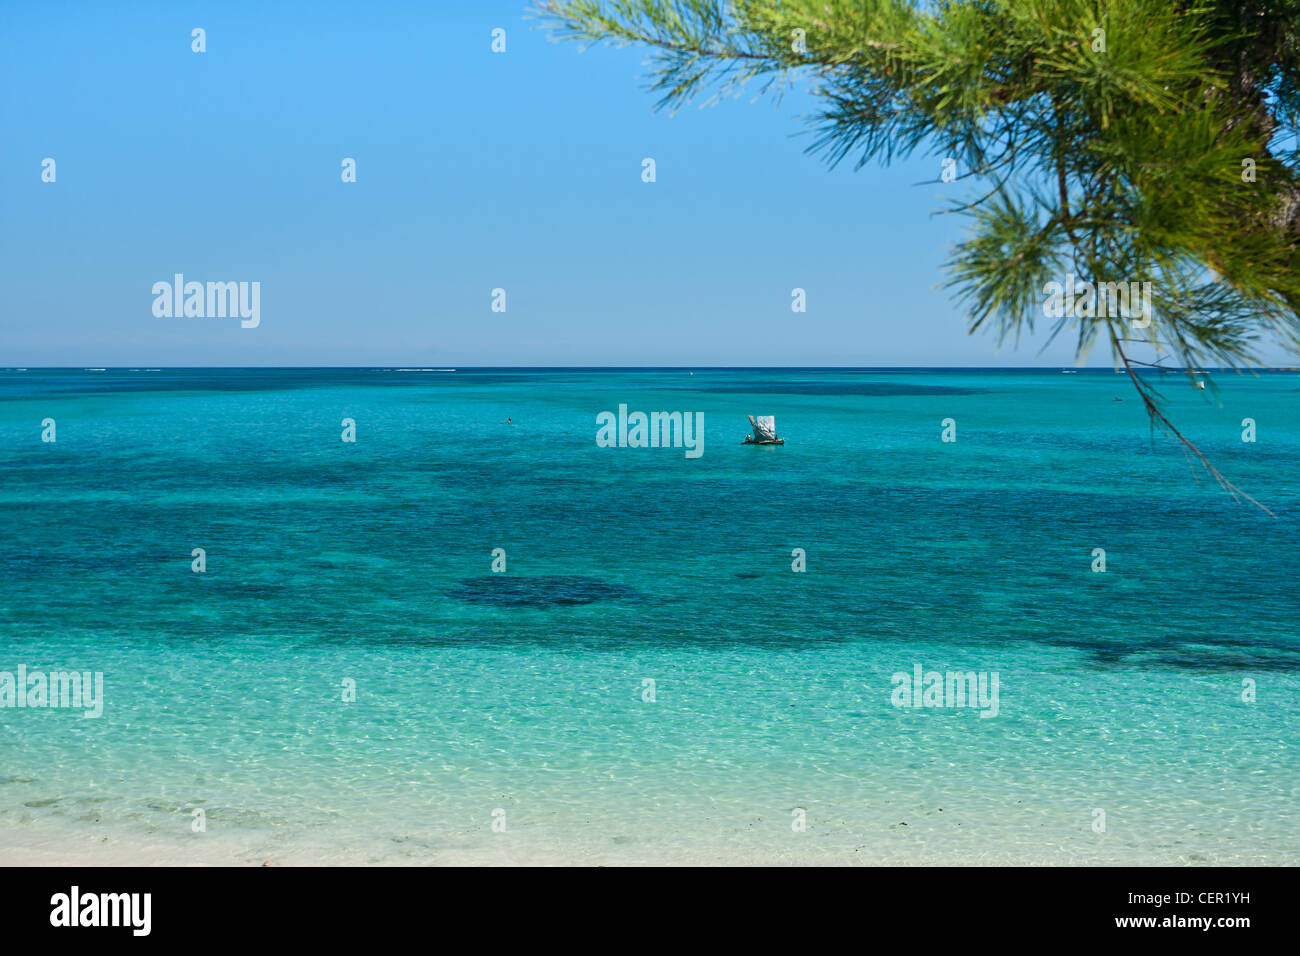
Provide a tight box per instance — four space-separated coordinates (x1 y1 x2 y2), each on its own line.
1 1 1291 367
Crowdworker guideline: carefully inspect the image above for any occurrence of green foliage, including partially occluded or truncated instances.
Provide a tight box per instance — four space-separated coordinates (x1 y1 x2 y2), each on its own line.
538 0 1300 374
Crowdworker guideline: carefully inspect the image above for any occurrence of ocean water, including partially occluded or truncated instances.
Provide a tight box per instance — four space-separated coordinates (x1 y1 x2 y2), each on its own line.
0 367 1297 865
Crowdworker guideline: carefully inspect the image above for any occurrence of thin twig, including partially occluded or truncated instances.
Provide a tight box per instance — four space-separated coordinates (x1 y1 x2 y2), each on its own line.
1108 323 1275 517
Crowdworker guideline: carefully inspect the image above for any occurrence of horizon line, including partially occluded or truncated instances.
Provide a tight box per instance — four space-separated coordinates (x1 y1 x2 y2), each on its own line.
4 365 1299 373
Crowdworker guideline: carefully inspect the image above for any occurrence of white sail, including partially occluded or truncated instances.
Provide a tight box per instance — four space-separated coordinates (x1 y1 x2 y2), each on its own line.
751 415 777 442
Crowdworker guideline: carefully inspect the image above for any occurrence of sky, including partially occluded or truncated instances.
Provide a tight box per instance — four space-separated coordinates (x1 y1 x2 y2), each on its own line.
1 0 1293 368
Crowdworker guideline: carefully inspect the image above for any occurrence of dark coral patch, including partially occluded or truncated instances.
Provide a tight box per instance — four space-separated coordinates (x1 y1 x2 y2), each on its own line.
448 576 636 609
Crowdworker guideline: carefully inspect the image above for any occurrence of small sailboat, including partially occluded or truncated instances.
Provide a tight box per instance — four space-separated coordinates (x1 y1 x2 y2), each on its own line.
742 415 784 445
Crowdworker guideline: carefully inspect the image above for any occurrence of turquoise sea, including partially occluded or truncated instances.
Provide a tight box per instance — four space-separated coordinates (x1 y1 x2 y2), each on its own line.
1 367 1297 865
